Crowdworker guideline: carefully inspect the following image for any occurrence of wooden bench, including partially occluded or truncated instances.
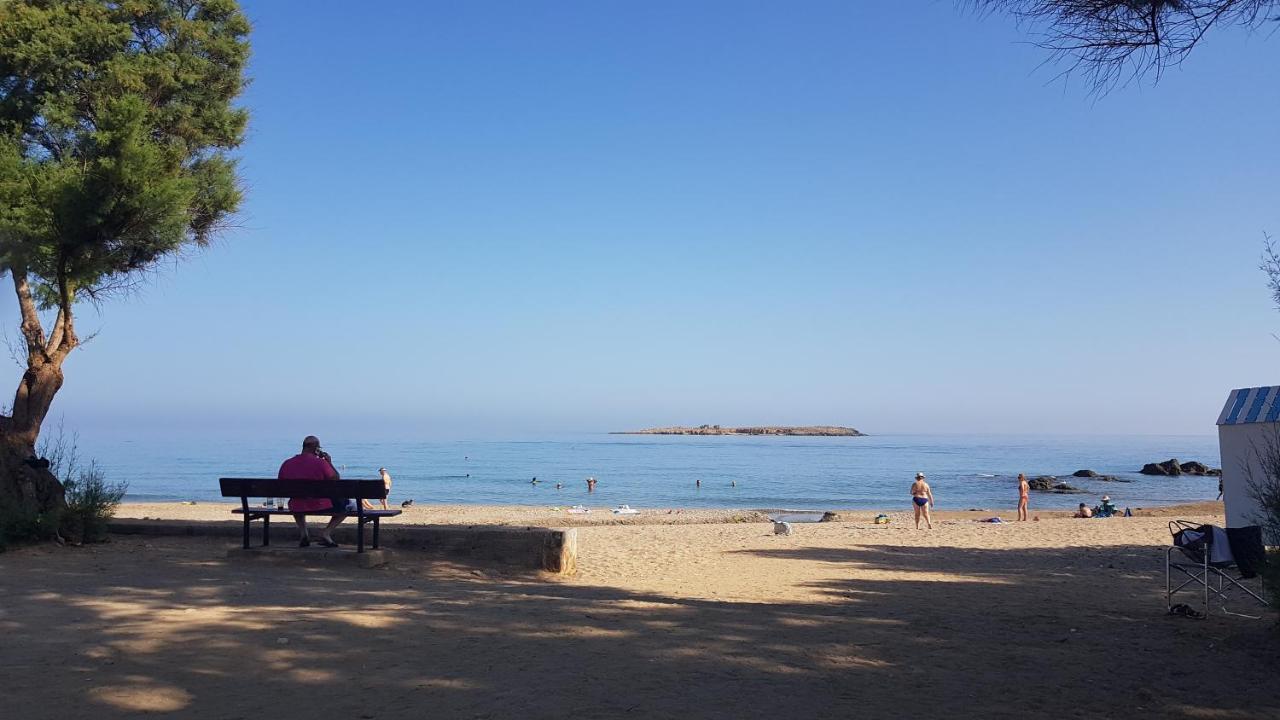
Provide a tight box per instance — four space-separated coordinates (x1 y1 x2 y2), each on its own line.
219 478 401 554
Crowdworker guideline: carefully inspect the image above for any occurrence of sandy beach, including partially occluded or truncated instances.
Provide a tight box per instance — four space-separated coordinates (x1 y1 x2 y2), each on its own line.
113 499 1226 527
1 500 1274 718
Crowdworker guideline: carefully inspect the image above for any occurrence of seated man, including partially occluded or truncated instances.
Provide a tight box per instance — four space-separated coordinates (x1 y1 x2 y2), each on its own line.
1074 503 1093 518
279 435 346 547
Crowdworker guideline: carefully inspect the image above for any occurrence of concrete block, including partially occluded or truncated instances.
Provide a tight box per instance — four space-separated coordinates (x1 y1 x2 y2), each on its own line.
112 520 577 574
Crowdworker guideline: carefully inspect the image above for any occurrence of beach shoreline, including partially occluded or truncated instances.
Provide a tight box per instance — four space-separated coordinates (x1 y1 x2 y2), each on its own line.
116 499 1223 527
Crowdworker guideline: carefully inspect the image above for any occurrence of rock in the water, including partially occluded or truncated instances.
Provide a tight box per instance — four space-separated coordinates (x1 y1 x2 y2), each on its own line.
1072 469 1099 478
1178 461 1221 476
1140 459 1183 476
1051 482 1084 493
1028 476 1057 491
1095 475 1131 483
1141 458 1221 476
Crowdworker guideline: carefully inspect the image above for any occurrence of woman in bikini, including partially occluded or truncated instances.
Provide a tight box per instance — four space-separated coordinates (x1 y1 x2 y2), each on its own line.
1017 473 1030 521
910 472 934 529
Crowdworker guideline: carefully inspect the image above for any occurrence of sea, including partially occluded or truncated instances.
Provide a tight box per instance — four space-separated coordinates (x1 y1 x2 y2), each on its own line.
82 433 1222 512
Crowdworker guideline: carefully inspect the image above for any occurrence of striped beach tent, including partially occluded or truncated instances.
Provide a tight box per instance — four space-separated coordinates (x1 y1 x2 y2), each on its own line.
1216 386 1280 535
1217 386 1280 426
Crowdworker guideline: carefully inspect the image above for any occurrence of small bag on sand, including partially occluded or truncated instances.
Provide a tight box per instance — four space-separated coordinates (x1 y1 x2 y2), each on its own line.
773 521 793 536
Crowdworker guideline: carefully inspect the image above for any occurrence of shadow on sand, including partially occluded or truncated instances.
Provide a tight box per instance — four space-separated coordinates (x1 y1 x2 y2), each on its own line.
0 536 1275 719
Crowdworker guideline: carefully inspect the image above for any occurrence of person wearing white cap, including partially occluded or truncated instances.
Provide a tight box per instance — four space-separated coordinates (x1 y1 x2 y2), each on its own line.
910 472 934 530
378 467 392 511
360 467 394 511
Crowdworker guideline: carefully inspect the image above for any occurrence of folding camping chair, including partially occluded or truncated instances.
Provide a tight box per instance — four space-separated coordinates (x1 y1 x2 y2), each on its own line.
1166 520 1269 619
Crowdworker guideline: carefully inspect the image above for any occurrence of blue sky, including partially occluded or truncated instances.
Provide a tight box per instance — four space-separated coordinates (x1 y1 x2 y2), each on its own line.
4 1 1278 439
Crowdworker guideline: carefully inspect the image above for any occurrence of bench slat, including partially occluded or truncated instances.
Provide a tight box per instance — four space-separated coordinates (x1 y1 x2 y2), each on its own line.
219 478 389 500
231 508 402 516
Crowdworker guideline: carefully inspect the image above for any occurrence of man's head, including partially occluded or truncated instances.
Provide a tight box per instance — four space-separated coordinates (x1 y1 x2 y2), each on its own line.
302 436 321 453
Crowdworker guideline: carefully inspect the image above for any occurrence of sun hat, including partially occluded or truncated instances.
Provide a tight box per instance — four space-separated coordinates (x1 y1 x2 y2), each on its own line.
915 472 925 479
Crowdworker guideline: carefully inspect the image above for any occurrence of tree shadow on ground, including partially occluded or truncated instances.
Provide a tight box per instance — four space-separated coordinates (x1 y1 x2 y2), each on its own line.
0 536 1275 720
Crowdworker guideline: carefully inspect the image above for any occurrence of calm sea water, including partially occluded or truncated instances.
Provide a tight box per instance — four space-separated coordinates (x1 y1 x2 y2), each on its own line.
82 433 1222 511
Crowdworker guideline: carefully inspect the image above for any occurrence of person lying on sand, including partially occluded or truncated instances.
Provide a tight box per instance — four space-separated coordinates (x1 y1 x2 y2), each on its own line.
1074 503 1093 518
910 472 934 530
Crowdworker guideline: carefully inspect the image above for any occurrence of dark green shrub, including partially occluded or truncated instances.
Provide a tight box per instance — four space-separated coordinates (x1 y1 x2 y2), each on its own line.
61 463 127 544
0 503 60 550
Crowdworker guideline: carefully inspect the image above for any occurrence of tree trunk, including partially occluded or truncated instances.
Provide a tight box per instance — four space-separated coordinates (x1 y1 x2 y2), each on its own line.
0 269 76 522
0 363 67 519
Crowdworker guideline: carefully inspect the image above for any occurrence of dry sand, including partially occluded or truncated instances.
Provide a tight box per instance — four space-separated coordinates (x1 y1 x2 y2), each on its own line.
114 499 1225 527
1 501 1276 719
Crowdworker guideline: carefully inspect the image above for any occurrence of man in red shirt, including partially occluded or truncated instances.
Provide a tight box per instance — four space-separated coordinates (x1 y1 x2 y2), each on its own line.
279 435 347 547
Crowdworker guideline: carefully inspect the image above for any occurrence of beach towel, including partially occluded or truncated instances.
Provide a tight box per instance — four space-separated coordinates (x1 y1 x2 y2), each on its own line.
611 505 639 515
568 505 590 514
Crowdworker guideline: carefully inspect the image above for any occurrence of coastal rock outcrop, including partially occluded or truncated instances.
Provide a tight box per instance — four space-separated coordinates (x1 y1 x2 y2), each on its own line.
1141 459 1183 476
1140 459 1222 476
1072 469 1099 478
1179 461 1221 476
1027 476 1057 491
1027 476 1084 493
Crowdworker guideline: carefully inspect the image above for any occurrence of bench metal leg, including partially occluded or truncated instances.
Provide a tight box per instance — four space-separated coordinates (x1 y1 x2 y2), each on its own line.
373 517 380 549
263 514 270 547
240 496 251 549
357 505 365 554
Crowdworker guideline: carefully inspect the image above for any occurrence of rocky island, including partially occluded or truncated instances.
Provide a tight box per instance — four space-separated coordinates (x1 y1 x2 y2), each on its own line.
612 425 865 437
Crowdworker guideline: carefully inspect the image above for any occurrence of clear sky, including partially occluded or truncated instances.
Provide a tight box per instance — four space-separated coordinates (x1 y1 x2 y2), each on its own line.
4 1 1278 440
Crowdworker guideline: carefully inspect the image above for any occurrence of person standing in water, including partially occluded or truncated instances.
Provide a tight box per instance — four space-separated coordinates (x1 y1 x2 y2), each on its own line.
910 472 934 530
1017 473 1030 521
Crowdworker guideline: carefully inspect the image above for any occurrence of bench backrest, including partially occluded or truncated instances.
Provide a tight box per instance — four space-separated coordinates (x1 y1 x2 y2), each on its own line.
219 478 388 500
